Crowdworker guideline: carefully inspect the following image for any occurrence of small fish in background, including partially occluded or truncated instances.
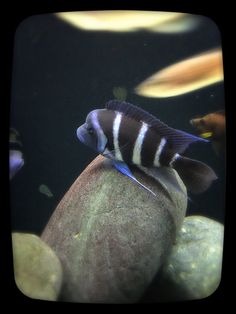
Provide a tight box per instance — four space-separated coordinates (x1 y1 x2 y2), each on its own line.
55 11 200 33
190 110 226 155
135 48 224 98
38 184 53 198
76 100 217 196
10 128 22 146
10 151 24 180
112 86 127 101
9 128 24 179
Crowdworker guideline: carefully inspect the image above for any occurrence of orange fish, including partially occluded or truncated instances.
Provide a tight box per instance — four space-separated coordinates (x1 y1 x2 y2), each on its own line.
190 110 226 155
135 49 224 98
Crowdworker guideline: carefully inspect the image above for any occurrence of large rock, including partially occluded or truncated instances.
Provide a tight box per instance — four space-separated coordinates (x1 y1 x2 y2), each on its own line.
143 215 224 301
12 232 63 301
41 155 187 303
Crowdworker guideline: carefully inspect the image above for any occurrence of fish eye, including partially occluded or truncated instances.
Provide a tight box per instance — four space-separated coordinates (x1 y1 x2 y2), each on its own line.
87 126 94 135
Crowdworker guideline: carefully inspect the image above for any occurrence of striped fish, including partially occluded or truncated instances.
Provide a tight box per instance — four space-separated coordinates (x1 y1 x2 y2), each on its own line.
77 100 217 195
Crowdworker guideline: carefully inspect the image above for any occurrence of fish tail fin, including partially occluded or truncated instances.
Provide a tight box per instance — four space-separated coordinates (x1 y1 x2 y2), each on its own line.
172 156 218 194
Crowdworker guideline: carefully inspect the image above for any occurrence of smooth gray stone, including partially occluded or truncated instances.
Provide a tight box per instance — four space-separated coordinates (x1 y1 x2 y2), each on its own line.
144 215 224 302
41 155 187 303
12 232 63 301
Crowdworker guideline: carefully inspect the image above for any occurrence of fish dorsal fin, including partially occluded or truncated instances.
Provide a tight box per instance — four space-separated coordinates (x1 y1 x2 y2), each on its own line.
106 100 159 126
105 100 208 154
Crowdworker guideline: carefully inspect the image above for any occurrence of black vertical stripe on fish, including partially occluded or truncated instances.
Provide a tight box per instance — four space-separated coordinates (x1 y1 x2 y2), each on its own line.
97 110 116 152
141 128 162 167
117 115 143 164
159 147 177 167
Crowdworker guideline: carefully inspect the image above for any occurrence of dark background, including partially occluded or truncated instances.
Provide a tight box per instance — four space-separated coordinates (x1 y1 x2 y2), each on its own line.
10 13 225 235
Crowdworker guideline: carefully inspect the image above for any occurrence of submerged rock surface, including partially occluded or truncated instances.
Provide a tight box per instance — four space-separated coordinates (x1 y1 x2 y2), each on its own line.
41 155 187 303
144 215 224 302
12 232 62 301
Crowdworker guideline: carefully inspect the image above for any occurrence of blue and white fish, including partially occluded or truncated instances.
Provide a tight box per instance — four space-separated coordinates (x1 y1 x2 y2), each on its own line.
9 128 24 179
9 150 24 180
76 100 217 195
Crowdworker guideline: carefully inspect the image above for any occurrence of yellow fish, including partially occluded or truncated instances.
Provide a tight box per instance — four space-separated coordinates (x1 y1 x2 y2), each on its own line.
55 11 199 33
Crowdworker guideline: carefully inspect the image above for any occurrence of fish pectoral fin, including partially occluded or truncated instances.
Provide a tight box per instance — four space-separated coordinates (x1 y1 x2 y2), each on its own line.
103 141 130 159
112 160 156 196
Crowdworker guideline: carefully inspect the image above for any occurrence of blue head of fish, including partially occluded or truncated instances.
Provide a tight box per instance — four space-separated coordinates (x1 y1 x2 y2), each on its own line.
76 109 107 154
76 123 98 151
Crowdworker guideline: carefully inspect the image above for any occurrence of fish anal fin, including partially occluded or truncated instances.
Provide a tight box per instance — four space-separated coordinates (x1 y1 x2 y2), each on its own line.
138 165 188 202
212 140 223 156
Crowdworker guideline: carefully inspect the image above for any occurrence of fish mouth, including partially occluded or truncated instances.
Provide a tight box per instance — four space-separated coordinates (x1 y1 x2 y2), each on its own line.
76 125 88 144
189 119 195 126
76 126 84 143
